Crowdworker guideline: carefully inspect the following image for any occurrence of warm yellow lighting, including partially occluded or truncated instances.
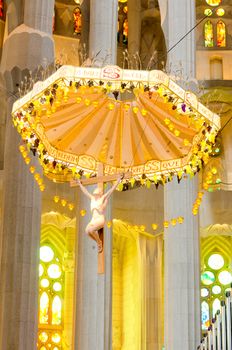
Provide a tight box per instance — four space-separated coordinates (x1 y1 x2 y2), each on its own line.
34 173 40 181
174 130 180 137
171 219 177 226
141 109 147 116
133 106 139 114
140 225 146 232
22 150 28 158
211 167 217 175
84 98 91 106
40 185 45 192
53 196 60 203
25 157 31 165
68 203 75 211
76 97 82 104
80 209 86 217
107 221 112 228
177 216 184 224
163 221 169 228
108 103 115 110
61 199 67 207
19 145 25 153
30 166 36 174
152 223 158 230
47 264 62 279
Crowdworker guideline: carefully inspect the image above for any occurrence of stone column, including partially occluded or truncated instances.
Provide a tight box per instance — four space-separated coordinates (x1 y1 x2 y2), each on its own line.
74 3 117 350
0 1 55 349
163 2 200 350
89 0 118 65
127 0 141 56
164 178 200 350
165 0 196 77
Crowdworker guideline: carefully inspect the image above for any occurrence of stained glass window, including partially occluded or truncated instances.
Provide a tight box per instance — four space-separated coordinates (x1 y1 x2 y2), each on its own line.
217 20 226 47
73 6 82 35
204 9 213 16
38 245 64 350
201 301 210 330
0 0 3 18
204 21 214 47
216 8 225 16
206 0 222 6
200 244 232 331
118 1 128 46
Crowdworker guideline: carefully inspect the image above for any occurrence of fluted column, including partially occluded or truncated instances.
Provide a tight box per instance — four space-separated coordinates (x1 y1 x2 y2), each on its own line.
0 1 55 349
164 178 200 350
89 0 118 64
166 0 195 77
163 3 200 350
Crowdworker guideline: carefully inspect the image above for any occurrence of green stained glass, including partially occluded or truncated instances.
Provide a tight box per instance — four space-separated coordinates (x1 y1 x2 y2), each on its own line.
205 21 214 48
208 253 224 270
47 264 62 279
204 9 212 16
40 246 54 263
218 270 232 285
201 271 215 285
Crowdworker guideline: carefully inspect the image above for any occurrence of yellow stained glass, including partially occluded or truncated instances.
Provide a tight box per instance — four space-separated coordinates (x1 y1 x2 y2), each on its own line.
39 332 49 343
205 20 214 47
41 279 50 288
206 0 221 6
47 264 62 279
204 9 212 16
39 264 44 277
40 347 47 350
53 282 62 292
216 8 225 16
40 246 54 263
217 20 226 47
52 296 62 325
52 333 61 344
39 292 49 324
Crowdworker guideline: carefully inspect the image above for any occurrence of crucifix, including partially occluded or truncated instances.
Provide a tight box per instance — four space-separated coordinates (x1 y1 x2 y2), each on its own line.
71 164 131 274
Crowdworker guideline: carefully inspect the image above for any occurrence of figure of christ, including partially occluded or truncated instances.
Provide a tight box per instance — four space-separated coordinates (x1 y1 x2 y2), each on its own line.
77 174 124 252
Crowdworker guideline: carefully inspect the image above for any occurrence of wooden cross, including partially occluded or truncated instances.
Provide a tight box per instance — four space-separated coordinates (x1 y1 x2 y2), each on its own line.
70 164 131 274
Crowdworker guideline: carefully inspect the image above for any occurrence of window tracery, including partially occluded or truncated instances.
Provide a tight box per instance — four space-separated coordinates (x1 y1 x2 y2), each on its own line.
73 6 82 35
201 246 232 331
118 1 128 46
38 245 64 350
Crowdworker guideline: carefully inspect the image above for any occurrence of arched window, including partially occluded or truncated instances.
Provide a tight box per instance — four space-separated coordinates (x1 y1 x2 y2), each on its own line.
73 6 82 35
201 245 232 331
38 245 64 349
217 20 226 47
210 56 223 79
204 20 214 47
0 0 4 18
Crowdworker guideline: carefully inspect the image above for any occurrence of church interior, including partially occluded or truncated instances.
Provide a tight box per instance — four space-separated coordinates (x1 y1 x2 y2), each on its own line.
0 1 232 350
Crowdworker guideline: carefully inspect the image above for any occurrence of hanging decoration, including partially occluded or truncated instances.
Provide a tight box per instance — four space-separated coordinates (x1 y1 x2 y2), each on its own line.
12 65 220 189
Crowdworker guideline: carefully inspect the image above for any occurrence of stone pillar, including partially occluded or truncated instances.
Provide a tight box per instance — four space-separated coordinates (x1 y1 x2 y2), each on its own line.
163 3 200 350
0 1 55 349
127 0 141 56
74 3 117 350
166 0 195 77
89 0 118 65
75 185 113 350
164 178 200 350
